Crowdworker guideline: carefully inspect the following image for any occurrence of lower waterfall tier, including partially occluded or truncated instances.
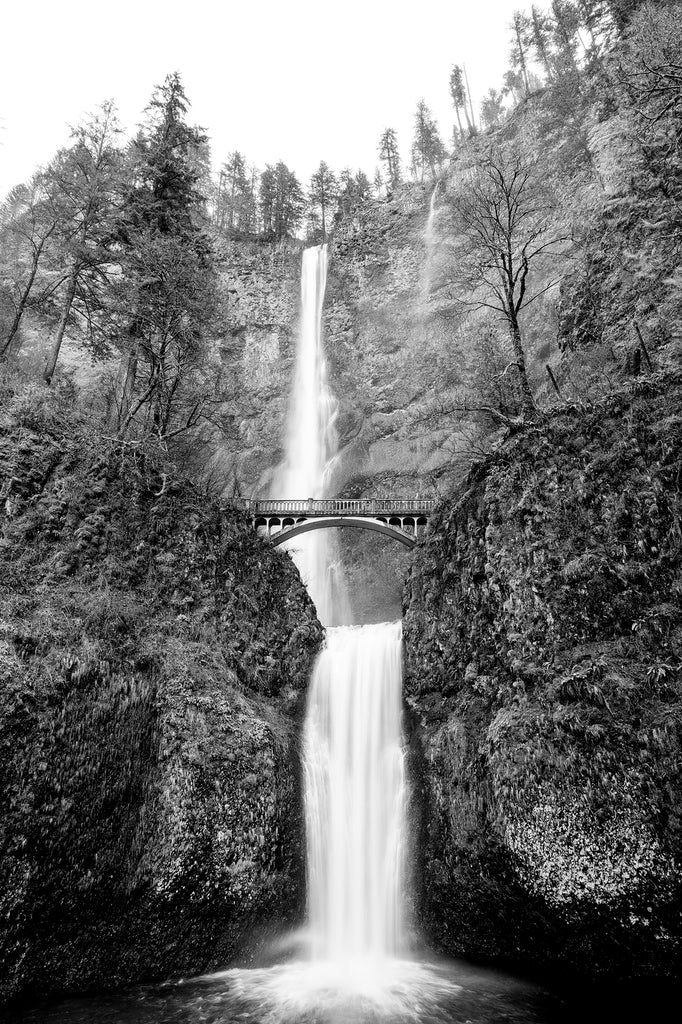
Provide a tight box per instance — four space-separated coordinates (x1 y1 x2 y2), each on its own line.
304 622 406 961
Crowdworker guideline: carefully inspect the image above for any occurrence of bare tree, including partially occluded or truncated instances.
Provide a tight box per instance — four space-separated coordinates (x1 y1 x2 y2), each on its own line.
619 3 682 128
0 178 60 357
443 146 569 415
41 101 122 383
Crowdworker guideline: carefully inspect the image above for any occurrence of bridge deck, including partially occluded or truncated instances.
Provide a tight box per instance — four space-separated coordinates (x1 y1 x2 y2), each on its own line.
239 498 436 518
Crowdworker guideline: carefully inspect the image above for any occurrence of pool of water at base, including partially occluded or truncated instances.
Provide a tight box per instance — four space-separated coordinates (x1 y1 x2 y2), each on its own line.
6 955 581 1024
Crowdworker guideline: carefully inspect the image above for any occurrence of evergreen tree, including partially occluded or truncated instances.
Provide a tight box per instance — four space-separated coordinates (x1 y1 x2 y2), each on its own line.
450 66 475 138
219 151 247 231
114 73 217 436
605 0 640 34
275 162 304 238
337 168 355 217
502 69 526 104
509 11 531 96
378 128 402 190
411 100 446 181
241 164 259 234
259 162 304 239
530 5 556 82
214 150 258 235
337 168 372 219
309 161 338 240
550 0 581 73
259 165 276 235
480 89 506 129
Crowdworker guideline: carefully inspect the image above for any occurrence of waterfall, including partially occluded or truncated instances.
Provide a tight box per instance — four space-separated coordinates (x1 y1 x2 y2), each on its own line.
304 622 406 964
276 244 351 626
422 182 440 298
281 246 408 970
424 181 440 248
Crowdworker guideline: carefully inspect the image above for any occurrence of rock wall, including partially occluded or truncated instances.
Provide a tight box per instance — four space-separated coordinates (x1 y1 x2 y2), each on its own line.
215 237 302 495
403 374 682 980
325 190 456 495
0 385 323 1004
214 195 460 502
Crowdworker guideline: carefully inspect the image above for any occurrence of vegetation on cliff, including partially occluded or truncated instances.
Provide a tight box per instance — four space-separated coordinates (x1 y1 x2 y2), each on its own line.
0 0 679 1001
0 378 322 1003
403 374 682 978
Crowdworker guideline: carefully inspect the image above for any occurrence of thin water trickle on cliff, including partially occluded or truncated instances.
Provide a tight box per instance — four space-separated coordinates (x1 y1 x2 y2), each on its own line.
422 182 441 298
425 181 440 248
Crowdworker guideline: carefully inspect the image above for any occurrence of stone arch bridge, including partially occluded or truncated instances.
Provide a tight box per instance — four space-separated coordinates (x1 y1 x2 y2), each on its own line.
238 498 436 549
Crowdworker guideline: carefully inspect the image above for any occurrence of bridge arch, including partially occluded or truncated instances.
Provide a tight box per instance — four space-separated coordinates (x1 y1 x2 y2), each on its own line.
268 515 416 549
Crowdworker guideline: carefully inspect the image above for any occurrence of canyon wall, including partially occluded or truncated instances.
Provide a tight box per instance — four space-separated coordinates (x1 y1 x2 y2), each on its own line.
403 374 682 980
0 389 322 1003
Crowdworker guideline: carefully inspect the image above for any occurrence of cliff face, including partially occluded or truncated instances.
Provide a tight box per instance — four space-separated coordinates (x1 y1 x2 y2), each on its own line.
324 191 457 495
214 193 459 501
0 385 323 1003
214 237 302 495
403 375 682 980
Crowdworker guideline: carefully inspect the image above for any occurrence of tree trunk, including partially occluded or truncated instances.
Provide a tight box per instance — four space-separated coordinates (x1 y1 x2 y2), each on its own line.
509 315 535 414
112 336 140 430
387 152 395 186
532 8 555 82
454 106 464 140
463 103 474 135
463 65 477 133
43 266 78 384
1 249 42 358
514 20 530 94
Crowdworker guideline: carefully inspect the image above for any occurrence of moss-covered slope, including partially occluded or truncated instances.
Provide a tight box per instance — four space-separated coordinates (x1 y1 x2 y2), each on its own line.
403 374 682 980
0 388 322 1003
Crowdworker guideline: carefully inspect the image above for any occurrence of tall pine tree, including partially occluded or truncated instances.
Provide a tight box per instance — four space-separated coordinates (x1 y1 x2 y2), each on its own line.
114 73 217 436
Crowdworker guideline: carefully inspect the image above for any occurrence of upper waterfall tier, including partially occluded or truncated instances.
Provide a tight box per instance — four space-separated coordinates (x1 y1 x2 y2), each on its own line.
275 244 351 626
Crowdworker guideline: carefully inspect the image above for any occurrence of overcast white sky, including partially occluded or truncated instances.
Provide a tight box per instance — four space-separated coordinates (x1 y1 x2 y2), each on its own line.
0 0 517 197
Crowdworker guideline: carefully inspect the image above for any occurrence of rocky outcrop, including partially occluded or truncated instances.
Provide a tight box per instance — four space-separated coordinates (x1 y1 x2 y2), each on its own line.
403 374 682 980
0 385 322 1004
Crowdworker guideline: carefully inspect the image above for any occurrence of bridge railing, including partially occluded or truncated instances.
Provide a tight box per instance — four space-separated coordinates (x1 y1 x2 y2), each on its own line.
236 497 437 516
